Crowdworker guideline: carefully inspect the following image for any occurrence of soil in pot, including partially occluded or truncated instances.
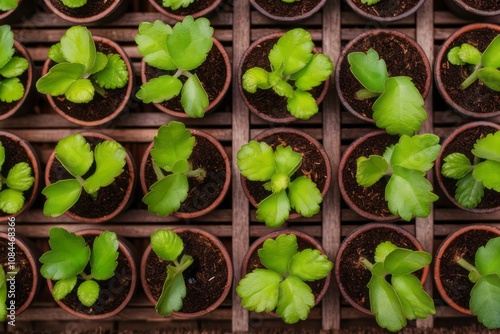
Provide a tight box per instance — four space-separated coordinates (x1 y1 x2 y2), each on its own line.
251 0 324 19
458 0 500 11
348 0 421 19
47 0 116 19
151 0 219 17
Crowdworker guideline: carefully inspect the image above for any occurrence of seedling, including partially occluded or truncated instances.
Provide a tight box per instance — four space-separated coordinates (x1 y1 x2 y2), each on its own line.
36 25 129 104
59 0 88 8
237 140 323 227
0 141 35 214
39 228 119 308
135 16 214 118
360 0 381 5
454 236 500 329
348 48 427 136
162 0 195 10
441 131 500 209
360 241 435 332
242 28 333 120
0 0 18 11
42 133 127 217
356 133 441 221
0 25 29 103
142 121 206 217
447 34 500 91
237 233 332 324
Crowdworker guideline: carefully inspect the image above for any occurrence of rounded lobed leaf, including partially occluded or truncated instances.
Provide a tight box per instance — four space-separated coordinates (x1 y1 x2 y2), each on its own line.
237 141 276 181
442 153 472 179
258 233 298 276
447 46 466 66
348 48 388 94
391 274 435 320
0 77 24 103
477 68 500 92
291 54 333 91
55 133 93 178
42 179 82 217
163 0 195 10
481 35 500 69
0 142 5 170
181 74 209 118
136 75 182 104
150 229 184 261
470 275 500 329
0 189 24 214
356 155 389 187
454 43 482 66
236 269 282 313
286 89 318 120
473 160 500 192
268 28 314 76
374 241 398 264
87 52 108 75
90 231 119 281
52 276 77 301
64 78 94 103
475 237 500 276
288 248 333 281
156 263 189 315
242 67 271 93
6 162 34 192
288 176 322 218
61 0 87 8
391 134 441 173
0 0 18 11
270 172 290 193
0 25 15 70
47 43 66 63
91 53 129 90
455 171 484 209
276 276 315 324
135 20 175 71
0 56 29 78
274 145 302 177
150 121 195 172
36 63 86 98
60 25 96 73
256 190 291 228
143 173 189 217
472 131 500 163
77 280 100 307
384 248 432 276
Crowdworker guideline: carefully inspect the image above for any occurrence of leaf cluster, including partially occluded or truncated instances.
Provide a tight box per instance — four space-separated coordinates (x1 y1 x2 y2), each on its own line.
361 0 381 4
39 228 119 308
162 0 195 10
236 234 333 324
441 131 500 209
242 28 333 120
348 48 427 136
0 0 18 11
60 0 87 8
42 134 127 217
0 266 6 322
356 133 440 221
36 26 129 104
0 25 29 103
135 17 214 118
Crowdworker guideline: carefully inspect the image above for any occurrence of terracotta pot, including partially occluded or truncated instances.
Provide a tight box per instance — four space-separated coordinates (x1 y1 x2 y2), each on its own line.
141 227 233 318
146 0 222 21
240 127 332 221
435 121 500 213
346 0 425 22
45 131 136 223
434 225 500 315
0 130 40 222
140 37 231 118
435 23 500 119
0 0 35 24
46 229 138 320
42 0 129 24
238 32 330 123
335 223 429 315
335 29 431 125
41 35 134 127
140 128 230 219
444 0 500 20
250 0 327 22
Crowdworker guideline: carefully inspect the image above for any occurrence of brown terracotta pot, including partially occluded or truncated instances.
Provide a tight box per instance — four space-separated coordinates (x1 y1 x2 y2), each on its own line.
141 227 233 318
0 0 35 24
140 128 230 219
41 35 134 127
42 0 129 24
434 225 500 316
0 130 40 222
44 131 136 223
250 0 327 22
435 121 500 213
146 0 222 21
346 0 425 22
435 23 500 119
45 229 138 320
444 0 500 20
335 223 429 316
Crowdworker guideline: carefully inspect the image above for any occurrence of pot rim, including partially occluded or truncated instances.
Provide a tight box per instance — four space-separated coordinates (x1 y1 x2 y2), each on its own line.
446 0 500 17
42 0 127 23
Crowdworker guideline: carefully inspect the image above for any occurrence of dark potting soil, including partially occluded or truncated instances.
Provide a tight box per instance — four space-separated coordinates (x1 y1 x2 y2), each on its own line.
154 0 217 15
338 32 429 120
439 125 500 210
341 133 399 218
48 136 132 219
145 231 229 314
438 229 500 310
144 134 227 214
48 0 116 18
438 27 500 115
253 0 323 18
51 41 128 122
0 49 29 116
338 227 422 310
350 0 421 18
240 38 325 120
0 135 35 218
461 0 500 11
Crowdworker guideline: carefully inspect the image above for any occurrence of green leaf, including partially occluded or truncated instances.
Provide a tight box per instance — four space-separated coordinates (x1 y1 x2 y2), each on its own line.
287 89 318 120
477 68 500 92
136 75 183 104
91 54 129 89
258 234 298 276
256 190 290 228
384 248 432 275
0 266 4 290
156 257 193 316
274 145 302 177
268 28 313 76
361 0 381 4
0 142 4 170
242 67 271 93
171 160 188 174
270 73 294 99
0 189 24 214
473 160 500 192
135 20 175 71
455 171 484 209
163 0 195 10
61 0 87 8
481 35 500 68
0 25 14 69
181 74 208 118
270 172 290 193
42 179 82 217
60 26 96 72
77 280 100 307
475 237 500 276
52 276 77 301
64 78 94 103
291 54 333 91
90 231 119 281
0 56 29 78
391 134 441 172
276 276 315 324
348 48 388 93
0 77 24 103
392 274 435 320
0 280 6 322
55 133 93 177
87 52 108 75
374 241 398 264
472 132 500 163
447 46 466 66
151 121 195 171
236 269 282 313
237 141 276 181
150 229 184 262
289 248 333 281
288 176 322 217
40 227 90 281
372 76 427 136
6 162 34 191
36 62 86 98
47 43 66 63
356 155 389 187
0 0 18 11
456 43 482 65
442 153 472 179
470 275 500 329
143 173 189 217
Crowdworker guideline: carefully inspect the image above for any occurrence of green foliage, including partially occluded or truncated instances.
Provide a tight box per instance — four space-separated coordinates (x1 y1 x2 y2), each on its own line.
237 140 323 227
36 26 128 104
0 266 6 322
135 17 214 118
236 234 332 324
447 35 500 91
361 0 381 4
0 0 18 11
163 0 195 10
356 133 440 221
39 228 119 308
60 0 87 8
242 28 333 120
0 25 29 103
42 134 126 217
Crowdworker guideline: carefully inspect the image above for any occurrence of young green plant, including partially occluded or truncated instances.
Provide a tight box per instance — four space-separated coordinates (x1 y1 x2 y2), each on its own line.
360 0 381 5
36 25 129 104
360 241 435 332
348 48 427 136
135 16 214 118
242 28 333 120
447 34 500 91
142 121 206 217
454 236 500 329
0 25 29 104
162 0 195 10
42 133 126 217
237 233 333 324
59 0 88 8
441 131 500 209
39 228 119 308
0 0 18 11
356 133 441 221
237 140 323 228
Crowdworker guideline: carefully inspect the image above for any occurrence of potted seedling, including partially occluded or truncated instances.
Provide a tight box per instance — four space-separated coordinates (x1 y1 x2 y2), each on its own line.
42 0 129 23
146 0 222 21
345 0 425 22
36 25 133 126
135 16 231 118
249 0 327 22
239 28 333 122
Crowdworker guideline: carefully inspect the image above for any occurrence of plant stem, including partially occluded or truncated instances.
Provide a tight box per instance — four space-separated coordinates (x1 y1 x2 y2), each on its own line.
153 163 165 181
186 168 206 182
80 272 93 280
360 257 374 271
460 64 481 90
456 257 477 272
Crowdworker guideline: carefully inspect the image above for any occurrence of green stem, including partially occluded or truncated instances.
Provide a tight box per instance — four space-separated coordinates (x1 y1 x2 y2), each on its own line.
461 64 482 90
75 175 85 186
185 168 206 182
153 163 165 181
79 272 93 281
456 257 477 273
360 257 374 271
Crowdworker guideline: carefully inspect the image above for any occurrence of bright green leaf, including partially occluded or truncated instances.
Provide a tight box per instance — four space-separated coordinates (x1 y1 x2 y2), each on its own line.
61 0 87 8
392 274 435 320
287 89 318 120
289 248 333 281
47 43 66 63
0 25 14 69
274 145 302 177
36 63 86 98
442 153 472 179
0 281 6 322
475 237 500 276
150 121 195 171
0 189 24 214
242 67 271 93
143 173 189 217
361 0 381 4
64 78 94 103
236 269 282 313
52 276 77 301
150 229 184 262
291 54 333 91
270 172 289 193
0 56 29 78
457 43 482 65
256 190 290 228
472 132 500 163
0 142 4 170
91 54 129 89
374 241 398 264
136 75 183 104
171 159 188 174
470 275 500 329
181 74 208 118
0 0 18 11
90 231 119 281
258 234 298 276
455 171 484 209
42 179 82 217
60 25 96 72
55 133 93 177
6 162 34 191
135 20 175 71
288 176 322 218
348 48 388 93
87 52 108 75
0 266 4 291
384 248 432 275
481 35 500 68
77 280 100 307
0 77 24 103
473 160 500 192
271 77 294 99
163 0 195 10
276 276 315 324
391 134 441 172
356 155 389 187
447 46 466 66
237 141 275 181
268 28 313 76
156 258 193 316
477 68 500 92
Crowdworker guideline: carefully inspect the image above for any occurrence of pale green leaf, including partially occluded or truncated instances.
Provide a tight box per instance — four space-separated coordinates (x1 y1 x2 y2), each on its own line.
55 133 93 177
135 20 175 71
163 0 195 9
270 172 290 193
348 48 388 93
287 89 318 120
0 25 14 69
472 131 500 163
288 176 322 217
61 0 87 8
91 54 129 89
384 249 432 275
0 56 29 78
374 241 398 264
456 43 482 65
0 279 6 322
47 43 66 63
90 231 119 281
0 77 24 103
60 25 96 72
482 35 500 68
143 173 189 217
0 142 4 170
0 189 24 214
171 159 188 174
6 162 34 191
156 257 193 315
236 269 282 313
36 63 86 97
392 274 435 320
87 52 108 75
136 75 182 104
455 171 484 209
268 28 313 76
242 67 271 93
256 190 290 228
150 229 184 262
447 46 466 66
477 68 500 92
0 0 18 11
42 179 82 217
291 54 333 91
0 266 4 290
65 78 94 103
391 134 441 172
473 160 500 192
52 276 77 300
361 0 381 4
274 145 302 176
475 237 500 276
470 275 500 329
442 153 472 179
258 234 298 276
356 155 389 187
289 248 333 281
271 77 294 99
237 141 275 181
276 276 315 324
77 280 100 307
150 121 194 171
181 74 208 118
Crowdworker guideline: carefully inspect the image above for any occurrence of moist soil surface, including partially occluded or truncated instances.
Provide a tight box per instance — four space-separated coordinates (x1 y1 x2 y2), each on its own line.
0 48 29 116
51 41 129 123
439 125 500 210
338 32 429 120
438 27 500 115
48 0 116 18
461 0 500 11
253 0 323 18
145 230 229 314
48 136 132 219
341 133 399 218
143 134 227 214
349 0 421 18
438 229 500 310
240 38 325 121
154 0 218 15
